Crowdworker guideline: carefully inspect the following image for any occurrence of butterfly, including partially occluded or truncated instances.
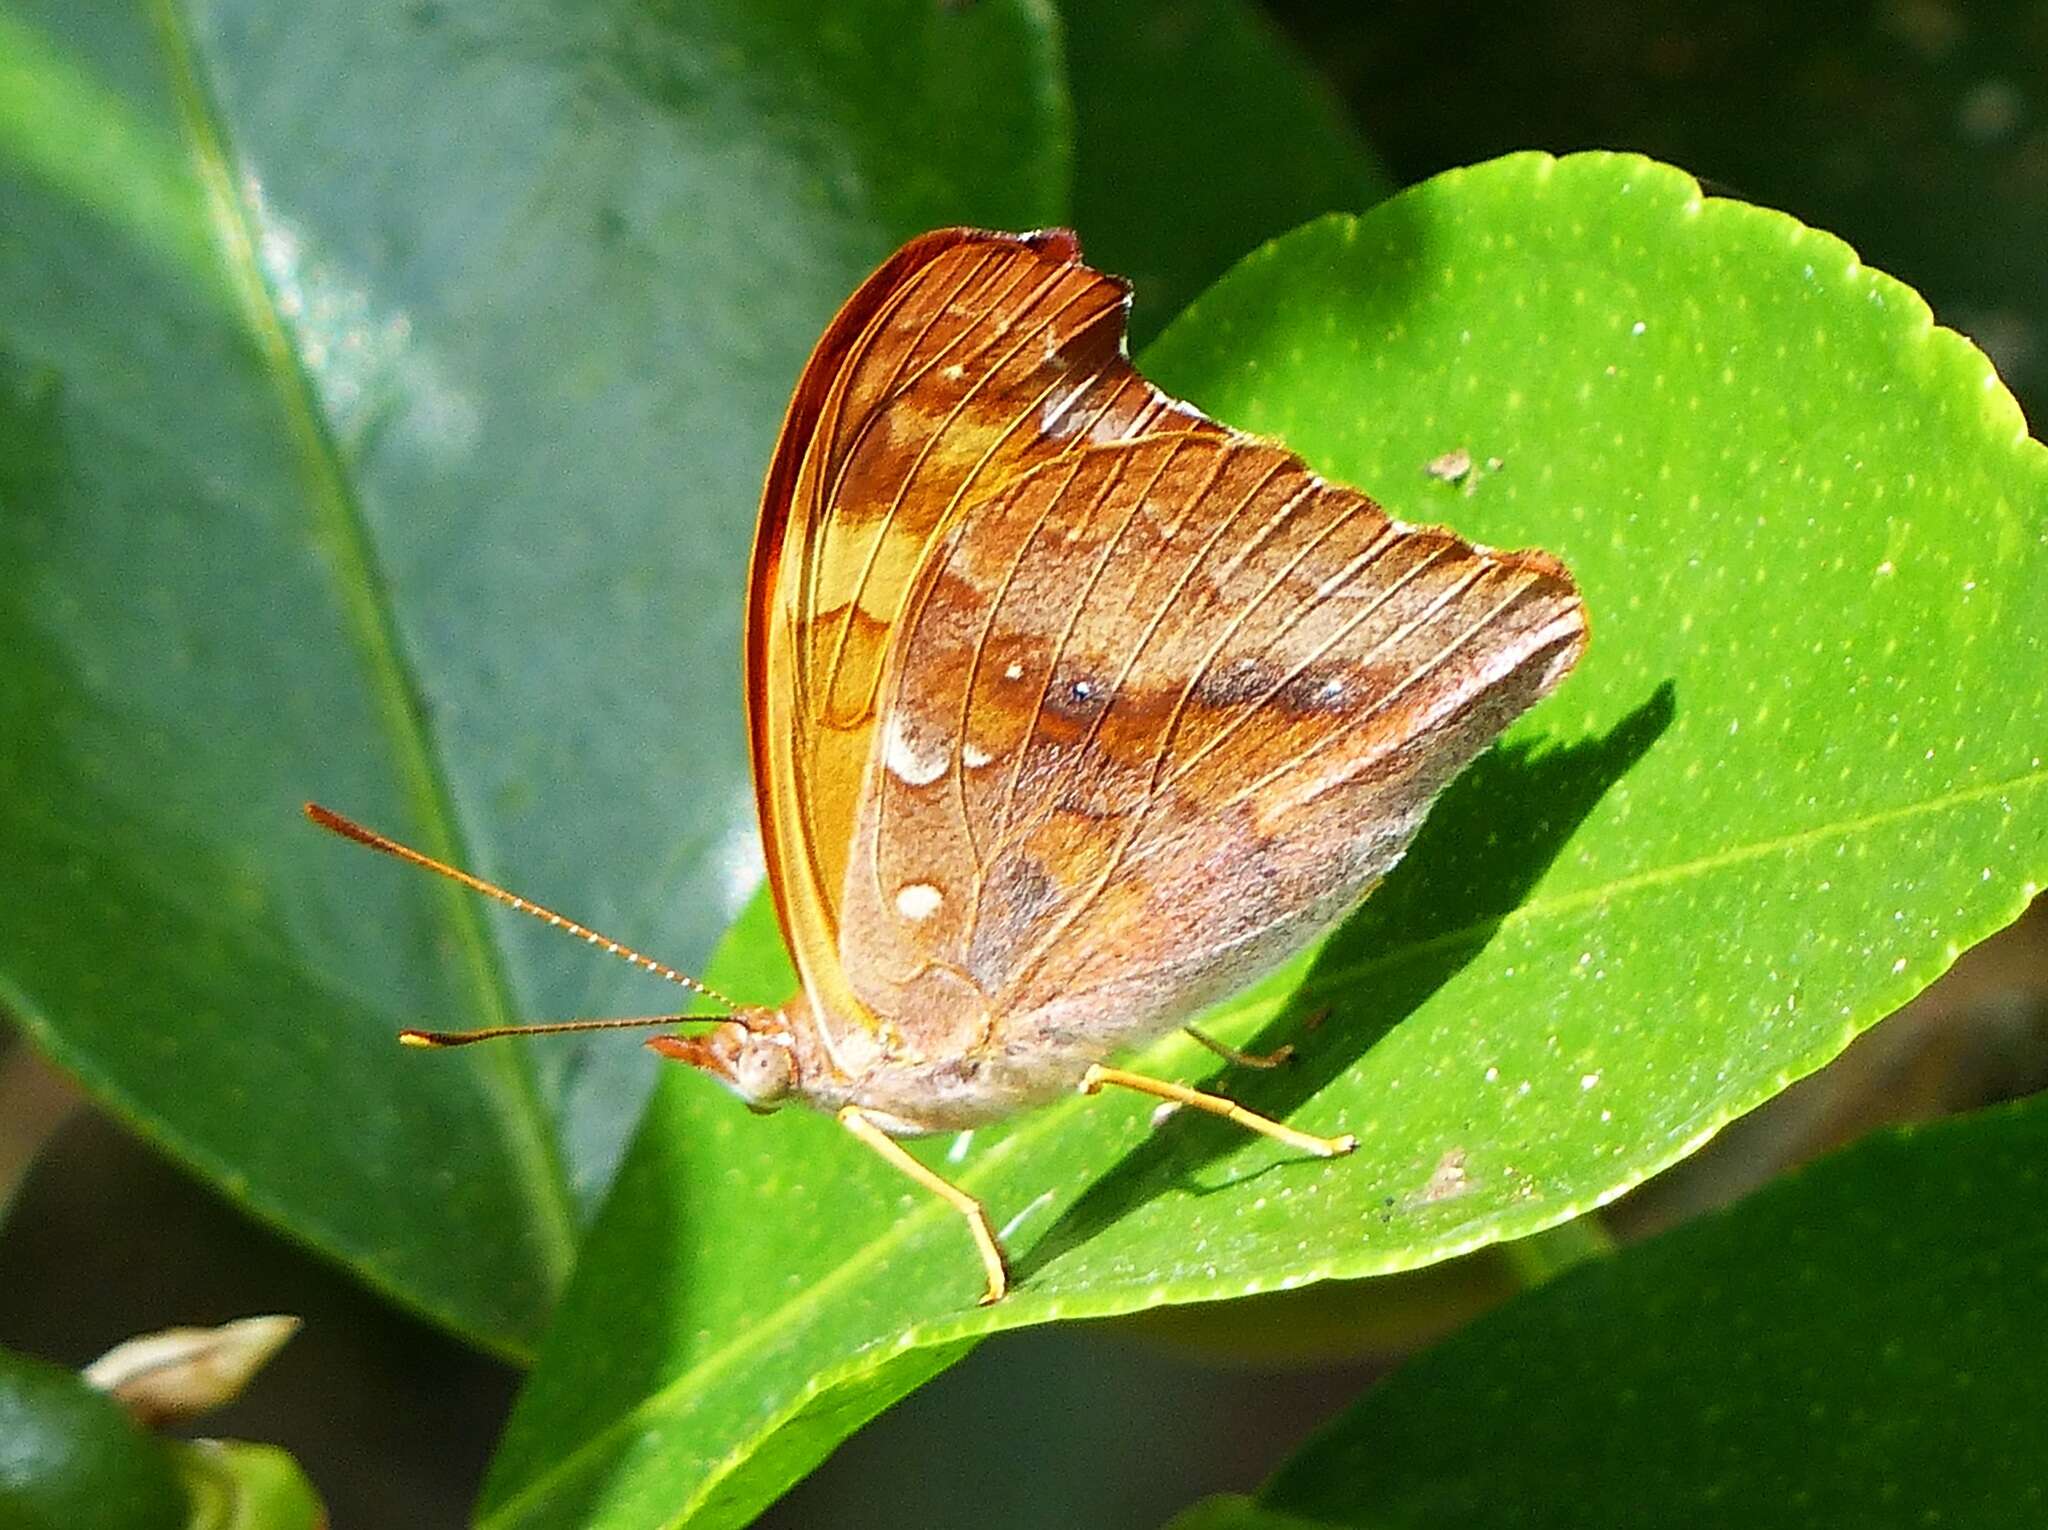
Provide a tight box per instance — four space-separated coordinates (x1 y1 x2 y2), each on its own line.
309 227 1587 1305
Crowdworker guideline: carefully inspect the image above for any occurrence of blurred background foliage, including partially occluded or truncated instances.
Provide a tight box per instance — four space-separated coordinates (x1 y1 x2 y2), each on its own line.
3 1 2044 1525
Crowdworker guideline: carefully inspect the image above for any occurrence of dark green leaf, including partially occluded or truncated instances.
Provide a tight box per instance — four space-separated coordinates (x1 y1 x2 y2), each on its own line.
1062 0 1393 348
1174 1093 2048 1528
481 153 2048 1527
1165 1500 1339 1530
0 1347 184 1530
1275 1 2048 423
0 0 1065 1353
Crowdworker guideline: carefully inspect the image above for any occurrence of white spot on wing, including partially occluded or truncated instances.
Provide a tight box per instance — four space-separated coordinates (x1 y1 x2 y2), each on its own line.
881 713 947 787
962 742 992 768
895 882 943 920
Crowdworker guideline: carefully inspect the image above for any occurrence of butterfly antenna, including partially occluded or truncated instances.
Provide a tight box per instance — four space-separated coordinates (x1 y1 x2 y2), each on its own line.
304 802 742 1013
398 1015 699 1049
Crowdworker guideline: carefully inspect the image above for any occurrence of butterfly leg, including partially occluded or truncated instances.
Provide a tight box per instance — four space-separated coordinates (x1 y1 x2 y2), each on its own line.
1079 1065 1357 1157
1183 1026 1294 1070
837 1105 1010 1305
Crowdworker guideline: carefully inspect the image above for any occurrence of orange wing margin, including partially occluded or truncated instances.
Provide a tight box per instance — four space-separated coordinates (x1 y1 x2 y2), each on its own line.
745 229 1217 1029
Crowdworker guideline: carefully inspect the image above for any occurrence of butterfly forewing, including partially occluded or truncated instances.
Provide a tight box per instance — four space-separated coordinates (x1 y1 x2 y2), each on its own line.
838 433 1586 1061
749 230 1220 1031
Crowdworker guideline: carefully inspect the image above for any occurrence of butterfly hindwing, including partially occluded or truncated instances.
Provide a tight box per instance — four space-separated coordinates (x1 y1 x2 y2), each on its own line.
838 433 1587 1059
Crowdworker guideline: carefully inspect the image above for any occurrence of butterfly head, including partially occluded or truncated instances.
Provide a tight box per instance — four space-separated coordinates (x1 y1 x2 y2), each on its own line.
648 1011 798 1114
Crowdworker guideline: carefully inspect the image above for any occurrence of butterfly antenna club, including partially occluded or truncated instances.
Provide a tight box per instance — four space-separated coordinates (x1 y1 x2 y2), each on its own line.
397 1014 711 1048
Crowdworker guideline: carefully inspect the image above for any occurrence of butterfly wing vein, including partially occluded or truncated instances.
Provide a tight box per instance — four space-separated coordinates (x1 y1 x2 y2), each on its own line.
844 432 1584 1071
751 231 1586 1112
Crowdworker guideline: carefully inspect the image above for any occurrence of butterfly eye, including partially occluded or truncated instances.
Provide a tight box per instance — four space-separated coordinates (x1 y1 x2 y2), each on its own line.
730 1036 795 1109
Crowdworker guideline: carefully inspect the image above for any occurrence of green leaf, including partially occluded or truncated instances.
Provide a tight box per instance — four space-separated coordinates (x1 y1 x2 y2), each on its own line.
1163 1500 1336 1530
1174 1092 2048 1528
0 1348 184 1530
0 0 1065 1354
1061 0 1393 349
175 1441 325 1530
479 152 2048 1527
1279 3 2048 423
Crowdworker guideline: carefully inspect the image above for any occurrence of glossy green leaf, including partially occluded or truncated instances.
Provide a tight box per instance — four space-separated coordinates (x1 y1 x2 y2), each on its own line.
0 1348 184 1530
1172 1092 2048 1528
1061 0 1393 347
0 0 1065 1354
481 152 2048 1527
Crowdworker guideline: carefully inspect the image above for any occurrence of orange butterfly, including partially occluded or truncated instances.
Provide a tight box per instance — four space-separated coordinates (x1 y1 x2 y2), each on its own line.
310 228 1586 1304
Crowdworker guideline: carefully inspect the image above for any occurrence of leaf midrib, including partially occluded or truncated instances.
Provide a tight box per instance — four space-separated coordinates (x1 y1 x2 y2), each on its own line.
143 0 578 1318
484 760 2048 1526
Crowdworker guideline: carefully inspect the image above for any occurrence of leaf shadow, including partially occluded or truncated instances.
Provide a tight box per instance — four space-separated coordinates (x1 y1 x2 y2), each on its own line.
1013 680 1677 1286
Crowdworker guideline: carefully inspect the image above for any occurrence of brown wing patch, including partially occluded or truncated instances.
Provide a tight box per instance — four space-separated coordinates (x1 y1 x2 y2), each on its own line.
749 229 1221 1038
835 434 1586 1059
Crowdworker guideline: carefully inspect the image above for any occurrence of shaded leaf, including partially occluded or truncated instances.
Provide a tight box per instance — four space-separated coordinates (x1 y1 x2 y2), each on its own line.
0 0 1065 1353
1175 1093 2048 1528
1061 0 1393 348
481 152 2048 1527
1273 0 2048 421
1165 1500 1338 1530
